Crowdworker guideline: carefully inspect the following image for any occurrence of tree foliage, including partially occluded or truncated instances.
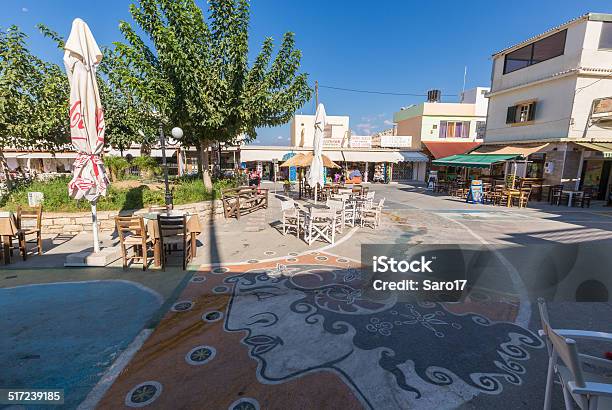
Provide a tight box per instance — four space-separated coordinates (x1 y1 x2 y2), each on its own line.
116 0 312 145
0 25 69 151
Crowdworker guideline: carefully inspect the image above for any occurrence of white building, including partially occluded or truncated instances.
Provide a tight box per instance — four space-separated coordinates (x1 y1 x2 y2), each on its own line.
480 12 612 195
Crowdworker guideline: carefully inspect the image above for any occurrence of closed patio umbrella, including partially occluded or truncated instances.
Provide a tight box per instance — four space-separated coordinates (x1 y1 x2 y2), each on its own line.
64 18 109 253
307 103 326 203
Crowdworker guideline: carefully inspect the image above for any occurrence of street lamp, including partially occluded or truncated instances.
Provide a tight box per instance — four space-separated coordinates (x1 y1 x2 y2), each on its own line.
158 124 183 207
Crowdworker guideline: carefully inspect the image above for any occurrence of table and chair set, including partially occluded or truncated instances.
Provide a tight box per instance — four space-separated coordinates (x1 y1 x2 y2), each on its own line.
0 205 43 265
281 189 385 246
115 205 202 270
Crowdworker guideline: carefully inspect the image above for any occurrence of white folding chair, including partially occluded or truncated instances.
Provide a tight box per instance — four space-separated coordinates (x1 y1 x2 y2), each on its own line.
304 207 335 246
538 298 612 410
361 198 385 229
281 199 299 236
326 199 344 234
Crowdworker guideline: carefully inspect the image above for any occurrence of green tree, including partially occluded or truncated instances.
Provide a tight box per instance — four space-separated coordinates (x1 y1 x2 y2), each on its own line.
0 25 69 187
103 155 130 181
116 0 312 188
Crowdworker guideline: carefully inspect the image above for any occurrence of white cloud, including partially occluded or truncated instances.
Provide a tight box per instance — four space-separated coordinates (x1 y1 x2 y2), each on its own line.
21 7 28 12
383 120 393 126
276 136 283 140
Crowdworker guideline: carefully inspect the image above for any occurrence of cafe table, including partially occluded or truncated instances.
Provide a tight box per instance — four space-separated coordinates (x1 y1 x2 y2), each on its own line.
142 211 203 267
563 190 583 207
0 211 19 264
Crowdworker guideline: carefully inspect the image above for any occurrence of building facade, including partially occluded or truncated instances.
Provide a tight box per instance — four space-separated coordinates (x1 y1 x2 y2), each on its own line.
483 13 612 196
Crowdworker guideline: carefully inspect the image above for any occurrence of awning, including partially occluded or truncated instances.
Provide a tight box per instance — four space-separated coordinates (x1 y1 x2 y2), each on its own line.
432 154 520 168
239 149 293 162
471 143 549 156
422 141 481 159
2 152 79 159
575 142 612 158
398 151 429 162
340 150 426 163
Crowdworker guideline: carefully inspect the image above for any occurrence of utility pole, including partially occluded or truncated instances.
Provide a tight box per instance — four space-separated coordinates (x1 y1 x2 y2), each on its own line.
315 80 319 107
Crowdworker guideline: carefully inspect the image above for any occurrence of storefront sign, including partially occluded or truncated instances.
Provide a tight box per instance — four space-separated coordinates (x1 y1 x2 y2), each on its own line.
323 138 343 147
380 135 412 148
349 135 372 148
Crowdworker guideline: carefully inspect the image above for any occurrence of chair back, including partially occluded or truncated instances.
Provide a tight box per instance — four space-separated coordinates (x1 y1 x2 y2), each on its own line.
377 198 386 209
582 187 593 199
538 299 586 389
551 185 563 195
362 186 369 195
115 216 146 240
352 185 362 194
149 204 170 213
17 205 43 230
281 199 296 212
157 214 187 236
0 211 18 236
366 191 375 200
326 199 343 212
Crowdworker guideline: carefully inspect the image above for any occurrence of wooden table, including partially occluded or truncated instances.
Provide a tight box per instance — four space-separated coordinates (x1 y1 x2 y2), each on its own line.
143 212 203 267
0 212 18 264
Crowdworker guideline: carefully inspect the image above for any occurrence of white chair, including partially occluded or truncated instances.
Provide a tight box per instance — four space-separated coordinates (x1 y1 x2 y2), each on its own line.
361 198 385 229
340 194 356 227
281 199 299 236
364 191 376 210
326 199 344 234
304 207 335 246
538 298 612 410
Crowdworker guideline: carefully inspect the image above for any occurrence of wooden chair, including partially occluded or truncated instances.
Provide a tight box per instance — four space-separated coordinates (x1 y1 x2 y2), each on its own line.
538 299 612 410
149 204 171 213
115 216 154 270
550 185 569 206
326 199 344 234
304 208 335 246
573 188 593 208
0 211 25 263
281 199 299 236
157 214 192 270
513 188 531 208
17 205 43 256
361 198 385 229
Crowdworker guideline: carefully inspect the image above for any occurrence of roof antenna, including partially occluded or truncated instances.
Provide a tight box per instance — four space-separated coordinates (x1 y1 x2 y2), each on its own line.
461 66 467 100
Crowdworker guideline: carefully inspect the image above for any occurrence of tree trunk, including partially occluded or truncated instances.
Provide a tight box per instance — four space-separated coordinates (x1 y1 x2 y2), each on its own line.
0 149 13 191
199 140 213 190
195 143 203 176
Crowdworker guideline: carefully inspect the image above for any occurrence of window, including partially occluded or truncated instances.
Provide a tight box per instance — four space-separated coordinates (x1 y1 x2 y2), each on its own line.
506 101 537 124
439 121 470 138
503 30 566 74
600 22 612 49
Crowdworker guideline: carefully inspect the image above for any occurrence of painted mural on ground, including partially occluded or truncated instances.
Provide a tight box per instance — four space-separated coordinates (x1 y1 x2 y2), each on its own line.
98 254 543 410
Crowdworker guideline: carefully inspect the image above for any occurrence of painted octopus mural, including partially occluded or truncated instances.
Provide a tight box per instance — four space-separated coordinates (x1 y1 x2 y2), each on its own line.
224 264 542 409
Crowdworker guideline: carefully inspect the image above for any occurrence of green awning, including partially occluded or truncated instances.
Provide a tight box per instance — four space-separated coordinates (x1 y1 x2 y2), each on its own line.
432 154 520 168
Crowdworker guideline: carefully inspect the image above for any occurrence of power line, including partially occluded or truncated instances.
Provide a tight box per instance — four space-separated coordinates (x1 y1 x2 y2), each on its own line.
575 71 612 94
318 85 459 97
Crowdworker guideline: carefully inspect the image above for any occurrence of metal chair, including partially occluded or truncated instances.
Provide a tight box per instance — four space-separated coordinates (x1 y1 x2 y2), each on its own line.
573 188 593 208
115 216 154 270
157 214 192 270
538 298 612 410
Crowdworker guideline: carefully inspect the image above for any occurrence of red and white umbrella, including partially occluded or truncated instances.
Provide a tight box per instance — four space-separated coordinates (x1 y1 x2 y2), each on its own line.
64 18 109 252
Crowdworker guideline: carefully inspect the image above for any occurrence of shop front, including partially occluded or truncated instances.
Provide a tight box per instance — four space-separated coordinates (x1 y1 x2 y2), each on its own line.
576 142 612 200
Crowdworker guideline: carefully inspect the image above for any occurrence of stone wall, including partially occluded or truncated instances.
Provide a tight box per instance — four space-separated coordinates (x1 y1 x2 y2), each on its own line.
42 200 224 235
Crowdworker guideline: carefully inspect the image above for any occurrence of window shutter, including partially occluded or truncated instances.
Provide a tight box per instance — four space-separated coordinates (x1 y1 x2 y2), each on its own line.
528 102 537 121
506 106 517 124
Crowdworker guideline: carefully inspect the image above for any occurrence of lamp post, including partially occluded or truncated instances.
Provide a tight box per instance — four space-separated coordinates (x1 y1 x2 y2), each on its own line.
158 125 183 207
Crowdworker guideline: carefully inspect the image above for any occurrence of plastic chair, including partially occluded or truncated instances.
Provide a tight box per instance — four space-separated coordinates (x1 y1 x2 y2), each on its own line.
538 298 612 410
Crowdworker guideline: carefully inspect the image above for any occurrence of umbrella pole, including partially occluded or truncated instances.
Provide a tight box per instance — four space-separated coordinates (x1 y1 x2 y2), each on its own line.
314 184 318 204
91 201 100 253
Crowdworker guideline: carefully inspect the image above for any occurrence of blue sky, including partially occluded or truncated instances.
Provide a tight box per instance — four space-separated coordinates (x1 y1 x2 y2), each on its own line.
3 1 611 145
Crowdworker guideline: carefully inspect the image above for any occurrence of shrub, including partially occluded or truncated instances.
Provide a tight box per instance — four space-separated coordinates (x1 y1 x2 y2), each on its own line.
132 156 161 179
103 155 130 181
